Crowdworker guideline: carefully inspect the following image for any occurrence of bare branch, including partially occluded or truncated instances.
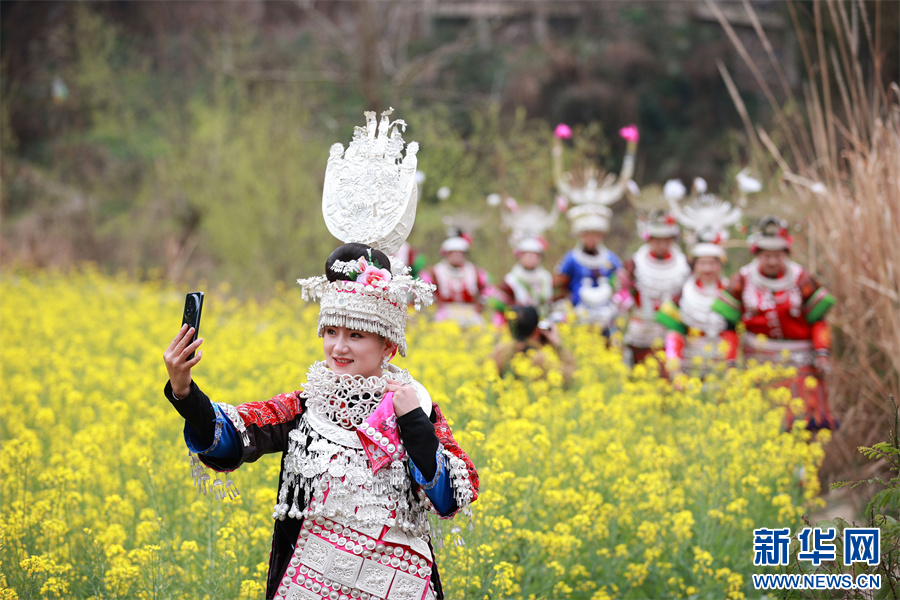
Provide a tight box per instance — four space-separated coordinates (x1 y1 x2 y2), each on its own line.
295 0 357 59
392 21 491 91
704 0 808 165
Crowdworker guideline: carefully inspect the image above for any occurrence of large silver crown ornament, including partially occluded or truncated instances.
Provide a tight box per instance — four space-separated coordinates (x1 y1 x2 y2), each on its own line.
668 180 743 257
441 213 485 238
498 197 558 248
669 191 743 237
553 123 638 209
627 178 686 239
298 109 434 357
554 123 638 234
322 108 419 255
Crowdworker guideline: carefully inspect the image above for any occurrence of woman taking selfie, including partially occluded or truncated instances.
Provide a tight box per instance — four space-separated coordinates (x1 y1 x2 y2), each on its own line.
163 110 478 600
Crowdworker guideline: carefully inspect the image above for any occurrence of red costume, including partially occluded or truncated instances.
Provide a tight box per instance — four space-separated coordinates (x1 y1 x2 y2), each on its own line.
421 256 490 327
713 258 837 430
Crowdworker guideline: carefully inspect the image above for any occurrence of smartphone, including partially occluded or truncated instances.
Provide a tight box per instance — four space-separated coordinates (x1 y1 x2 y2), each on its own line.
181 292 204 360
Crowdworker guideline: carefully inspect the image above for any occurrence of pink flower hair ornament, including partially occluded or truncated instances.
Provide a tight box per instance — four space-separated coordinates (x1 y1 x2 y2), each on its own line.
554 123 573 139
329 255 392 287
357 264 392 287
619 124 639 144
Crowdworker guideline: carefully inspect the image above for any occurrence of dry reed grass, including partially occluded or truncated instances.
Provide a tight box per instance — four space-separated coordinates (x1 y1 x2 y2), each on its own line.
709 0 900 482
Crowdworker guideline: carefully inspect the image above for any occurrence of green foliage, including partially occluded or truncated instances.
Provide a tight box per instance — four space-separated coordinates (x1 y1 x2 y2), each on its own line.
403 103 618 278
852 396 900 518
62 6 175 168
0 3 766 289
1 3 633 289
776 396 900 599
160 82 333 287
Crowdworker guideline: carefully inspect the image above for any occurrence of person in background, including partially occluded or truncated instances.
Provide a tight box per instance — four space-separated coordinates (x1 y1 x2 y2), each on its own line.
392 240 427 279
422 233 490 327
551 122 637 331
616 207 691 368
491 237 554 318
656 191 743 378
712 215 838 431
553 209 622 330
492 305 575 388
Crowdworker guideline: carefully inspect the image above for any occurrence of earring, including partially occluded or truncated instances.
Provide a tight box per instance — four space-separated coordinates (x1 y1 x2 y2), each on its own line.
382 357 389 371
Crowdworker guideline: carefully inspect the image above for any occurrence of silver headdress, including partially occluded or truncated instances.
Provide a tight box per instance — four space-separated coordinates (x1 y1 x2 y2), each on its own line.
668 181 743 259
439 213 484 254
322 109 420 254
497 196 557 252
554 123 638 234
628 179 685 239
297 109 435 356
748 215 793 253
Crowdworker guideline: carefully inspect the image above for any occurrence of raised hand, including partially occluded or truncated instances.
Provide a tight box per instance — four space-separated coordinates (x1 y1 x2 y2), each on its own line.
384 379 419 417
163 324 203 398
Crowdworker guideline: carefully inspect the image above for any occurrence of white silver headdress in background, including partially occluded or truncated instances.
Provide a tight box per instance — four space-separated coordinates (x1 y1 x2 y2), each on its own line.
298 109 434 357
439 213 483 254
733 167 803 224
497 196 557 252
553 123 638 233
748 215 794 253
735 168 763 208
628 178 684 239
668 182 743 259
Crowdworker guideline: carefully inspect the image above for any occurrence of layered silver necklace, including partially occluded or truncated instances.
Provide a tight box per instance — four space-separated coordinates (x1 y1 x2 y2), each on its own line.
273 362 431 538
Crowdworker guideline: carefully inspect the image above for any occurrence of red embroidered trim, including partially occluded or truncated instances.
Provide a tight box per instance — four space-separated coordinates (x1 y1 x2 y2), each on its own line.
431 403 480 504
335 287 402 309
236 392 304 428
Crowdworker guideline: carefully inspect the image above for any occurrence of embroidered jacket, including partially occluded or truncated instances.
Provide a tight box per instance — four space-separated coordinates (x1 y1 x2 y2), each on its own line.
166 381 478 600
553 246 622 306
615 244 691 348
711 259 835 361
422 261 489 306
656 276 736 367
490 264 554 316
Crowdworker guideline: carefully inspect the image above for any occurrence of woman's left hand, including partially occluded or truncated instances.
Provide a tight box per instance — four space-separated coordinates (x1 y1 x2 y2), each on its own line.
384 380 419 417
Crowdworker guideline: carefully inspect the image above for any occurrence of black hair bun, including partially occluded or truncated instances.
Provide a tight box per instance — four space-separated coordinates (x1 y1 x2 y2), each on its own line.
509 305 539 341
325 243 393 282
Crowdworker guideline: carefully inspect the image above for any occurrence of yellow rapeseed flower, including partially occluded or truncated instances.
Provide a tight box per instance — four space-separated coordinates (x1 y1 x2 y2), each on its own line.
0 270 829 599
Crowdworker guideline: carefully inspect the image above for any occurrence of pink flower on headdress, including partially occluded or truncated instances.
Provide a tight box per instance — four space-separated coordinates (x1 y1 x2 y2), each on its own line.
554 123 572 139
619 124 639 143
357 264 392 287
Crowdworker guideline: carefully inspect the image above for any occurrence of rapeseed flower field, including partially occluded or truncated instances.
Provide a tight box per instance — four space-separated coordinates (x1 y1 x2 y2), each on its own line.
0 269 826 599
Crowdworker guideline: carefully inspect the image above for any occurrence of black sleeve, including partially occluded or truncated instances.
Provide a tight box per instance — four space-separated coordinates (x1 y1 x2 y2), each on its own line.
397 407 439 481
164 379 216 448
